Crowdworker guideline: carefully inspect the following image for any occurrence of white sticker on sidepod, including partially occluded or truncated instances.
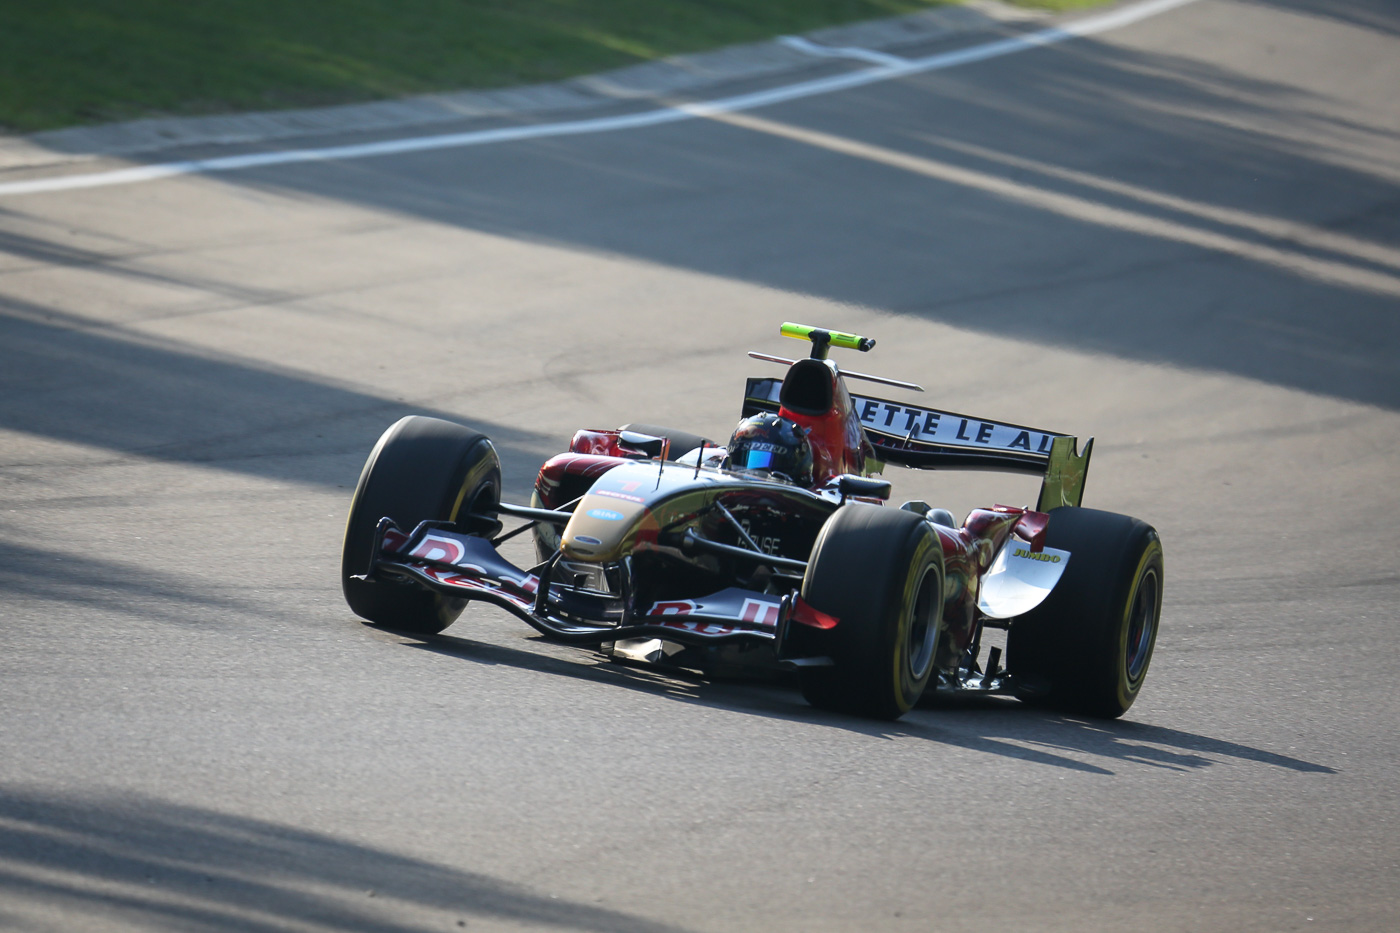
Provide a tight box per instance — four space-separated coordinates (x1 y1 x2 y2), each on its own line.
977 541 1071 620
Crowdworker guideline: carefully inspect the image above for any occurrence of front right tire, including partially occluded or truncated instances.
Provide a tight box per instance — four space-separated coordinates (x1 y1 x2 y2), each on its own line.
341 416 500 634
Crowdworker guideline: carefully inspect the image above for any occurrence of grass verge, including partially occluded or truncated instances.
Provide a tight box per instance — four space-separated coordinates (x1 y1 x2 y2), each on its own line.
2 1 1111 133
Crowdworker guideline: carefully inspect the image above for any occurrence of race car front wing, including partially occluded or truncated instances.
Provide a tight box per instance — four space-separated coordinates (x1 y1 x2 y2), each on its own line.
355 518 835 660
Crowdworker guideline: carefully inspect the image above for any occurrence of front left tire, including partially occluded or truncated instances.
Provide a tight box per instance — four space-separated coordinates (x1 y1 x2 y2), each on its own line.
795 505 945 719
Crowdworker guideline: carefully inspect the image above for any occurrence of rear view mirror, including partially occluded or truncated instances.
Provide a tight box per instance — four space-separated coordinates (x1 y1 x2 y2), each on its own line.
836 474 892 500
618 431 668 460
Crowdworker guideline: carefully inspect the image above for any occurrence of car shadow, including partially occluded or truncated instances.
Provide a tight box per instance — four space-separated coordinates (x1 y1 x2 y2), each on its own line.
0 786 696 933
392 625 1336 777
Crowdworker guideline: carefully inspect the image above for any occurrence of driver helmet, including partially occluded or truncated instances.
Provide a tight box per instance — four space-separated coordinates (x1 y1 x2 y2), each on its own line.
727 413 814 486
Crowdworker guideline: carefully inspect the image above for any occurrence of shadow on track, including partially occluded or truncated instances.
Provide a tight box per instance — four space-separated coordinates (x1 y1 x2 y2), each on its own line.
0 787 695 933
0 294 553 489
5 6 1397 488
1247 0 1400 38
226 12 1400 411
0 540 257 626
903 704 1337 776
392 626 1336 777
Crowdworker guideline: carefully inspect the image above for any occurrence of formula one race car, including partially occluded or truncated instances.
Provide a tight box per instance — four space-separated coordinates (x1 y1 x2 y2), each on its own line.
342 323 1162 720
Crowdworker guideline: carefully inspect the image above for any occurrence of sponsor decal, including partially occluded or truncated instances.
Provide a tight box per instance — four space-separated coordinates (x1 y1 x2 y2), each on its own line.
738 518 782 555
740 598 781 627
977 542 1071 619
424 568 482 589
658 619 738 635
645 595 779 631
386 531 542 604
594 489 646 504
586 508 625 521
421 565 539 596
648 600 697 617
409 534 467 565
574 535 603 546
1012 547 1061 564
851 394 1059 455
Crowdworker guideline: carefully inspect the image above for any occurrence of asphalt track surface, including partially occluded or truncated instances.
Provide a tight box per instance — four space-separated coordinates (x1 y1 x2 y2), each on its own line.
2 1 1397 930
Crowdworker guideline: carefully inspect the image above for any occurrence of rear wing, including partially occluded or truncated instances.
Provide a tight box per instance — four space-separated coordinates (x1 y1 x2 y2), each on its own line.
743 377 1092 511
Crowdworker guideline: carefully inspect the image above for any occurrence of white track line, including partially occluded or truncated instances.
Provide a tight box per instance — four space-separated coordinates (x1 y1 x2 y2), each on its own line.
778 35 910 69
0 0 1201 198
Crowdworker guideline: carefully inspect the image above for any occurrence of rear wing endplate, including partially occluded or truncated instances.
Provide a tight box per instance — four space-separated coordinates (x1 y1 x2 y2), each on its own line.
743 377 1092 510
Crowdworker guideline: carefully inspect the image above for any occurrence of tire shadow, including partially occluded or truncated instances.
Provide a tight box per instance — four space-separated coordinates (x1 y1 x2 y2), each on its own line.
387 624 1337 777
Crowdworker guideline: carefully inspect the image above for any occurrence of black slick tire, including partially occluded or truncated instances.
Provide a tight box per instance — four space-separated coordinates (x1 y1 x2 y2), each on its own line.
1006 507 1164 718
341 416 501 634
796 505 944 720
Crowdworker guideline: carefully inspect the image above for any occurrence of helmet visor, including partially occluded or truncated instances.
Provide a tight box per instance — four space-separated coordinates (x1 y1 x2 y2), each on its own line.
739 449 776 471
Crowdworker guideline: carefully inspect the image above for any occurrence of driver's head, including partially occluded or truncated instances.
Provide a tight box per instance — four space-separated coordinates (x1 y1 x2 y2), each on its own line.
727 413 814 486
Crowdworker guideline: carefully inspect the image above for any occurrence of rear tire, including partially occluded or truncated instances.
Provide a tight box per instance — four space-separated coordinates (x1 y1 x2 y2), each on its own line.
341 416 501 634
796 505 944 720
1006 507 1163 718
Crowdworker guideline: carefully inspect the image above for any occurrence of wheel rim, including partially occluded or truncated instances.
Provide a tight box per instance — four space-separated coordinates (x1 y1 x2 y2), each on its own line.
906 566 940 680
463 481 498 520
1125 567 1159 682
